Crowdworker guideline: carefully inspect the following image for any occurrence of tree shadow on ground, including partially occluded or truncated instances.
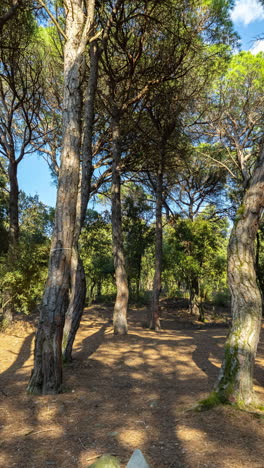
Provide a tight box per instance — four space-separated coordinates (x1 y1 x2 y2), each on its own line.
0 307 264 468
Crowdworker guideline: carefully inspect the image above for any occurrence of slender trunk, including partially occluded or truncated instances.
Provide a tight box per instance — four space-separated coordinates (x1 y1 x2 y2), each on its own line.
27 1 94 395
89 279 96 303
8 159 19 253
189 278 200 317
97 280 102 298
62 40 98 362
214 148 264 407
150 167 163 330
2 159 19 328
111 113 129 335
136 256 142 300
63 248 86 362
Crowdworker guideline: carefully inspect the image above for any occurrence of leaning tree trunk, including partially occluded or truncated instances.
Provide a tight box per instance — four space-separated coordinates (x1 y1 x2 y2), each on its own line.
27 0 94 395
150 166 163 330
63 246 86 362
214 147 264 407
2 158 19 328
62 40 98 362
111 113 129 335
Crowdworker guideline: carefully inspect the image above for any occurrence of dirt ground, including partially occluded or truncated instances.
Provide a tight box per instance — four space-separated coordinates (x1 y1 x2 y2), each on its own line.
1 299 264 468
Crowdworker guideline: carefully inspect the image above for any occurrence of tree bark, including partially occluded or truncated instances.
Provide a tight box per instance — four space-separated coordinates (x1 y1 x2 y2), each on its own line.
150 167 163 330
214 147 264 407
63 247 86 362
111 113 129 335
62 40 99 362
8 159 19 252
2 158 19 328
189 278 200 317
27 0 94 395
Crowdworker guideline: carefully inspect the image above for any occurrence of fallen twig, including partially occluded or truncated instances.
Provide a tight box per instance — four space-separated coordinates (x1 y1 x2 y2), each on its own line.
25 428 54 437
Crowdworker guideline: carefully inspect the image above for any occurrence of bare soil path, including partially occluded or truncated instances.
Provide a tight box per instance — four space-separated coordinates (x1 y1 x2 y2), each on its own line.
1 301 264 468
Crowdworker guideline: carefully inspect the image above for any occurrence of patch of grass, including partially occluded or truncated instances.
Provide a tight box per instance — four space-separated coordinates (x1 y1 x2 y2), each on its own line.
196 391 228 411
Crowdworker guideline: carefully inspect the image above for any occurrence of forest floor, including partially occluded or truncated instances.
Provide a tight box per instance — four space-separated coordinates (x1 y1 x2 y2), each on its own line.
1 298 264 468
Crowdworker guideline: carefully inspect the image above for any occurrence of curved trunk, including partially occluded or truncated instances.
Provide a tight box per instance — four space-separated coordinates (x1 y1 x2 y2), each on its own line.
62 40 99 361
27 1 94 395
111 114 129 335
215 148 264 407
150 168 163 330
63 249 86 362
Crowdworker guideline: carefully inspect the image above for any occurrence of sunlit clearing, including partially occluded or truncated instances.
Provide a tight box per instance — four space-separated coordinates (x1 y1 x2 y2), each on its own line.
119 428 146 447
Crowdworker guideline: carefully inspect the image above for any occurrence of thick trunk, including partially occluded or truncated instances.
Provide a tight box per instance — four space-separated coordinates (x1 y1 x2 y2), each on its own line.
62 40 98 361
27 1 94 395
150 168 163 331
214 148 264 407
111 114 129 335
2 159 19 327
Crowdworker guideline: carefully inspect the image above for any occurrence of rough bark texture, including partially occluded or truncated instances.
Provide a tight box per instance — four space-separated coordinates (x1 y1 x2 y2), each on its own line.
63 247 86 362
62 41 98 362
150 168 163 331
111 114 129 335
215 147 264 407
27 0 94 395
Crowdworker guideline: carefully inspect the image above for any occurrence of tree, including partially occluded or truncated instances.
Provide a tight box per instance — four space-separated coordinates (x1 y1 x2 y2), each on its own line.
98 0 165 334
125 0 235 330
0 193 53 323
0 5 47 326
0 0 27 35
199 52 264 407
27 0 96 395
164 211 228 320
62 38 99 362
168 154 227 315
122 183 154 299
80 209 114 302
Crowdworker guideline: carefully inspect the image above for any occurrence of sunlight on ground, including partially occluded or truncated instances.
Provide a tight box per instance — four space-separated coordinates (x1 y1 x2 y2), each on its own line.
118 428 147 447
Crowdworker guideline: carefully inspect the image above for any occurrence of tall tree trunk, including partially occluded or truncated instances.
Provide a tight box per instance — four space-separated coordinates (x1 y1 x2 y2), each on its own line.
62 40 98 362
2 158 19 328
8 159 19 253
27 0 95 395
111 113 129 335
214 147 264 407
150 167 163 330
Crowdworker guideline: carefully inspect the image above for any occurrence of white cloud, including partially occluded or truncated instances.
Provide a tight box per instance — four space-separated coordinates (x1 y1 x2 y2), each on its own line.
231 0 264 25
250 39 264 54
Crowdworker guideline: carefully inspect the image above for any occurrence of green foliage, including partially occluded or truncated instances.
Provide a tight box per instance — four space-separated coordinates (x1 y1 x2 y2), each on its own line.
122 184 154 298
80 210 114 302
164 208 228 300
0 194 52 316
0 241 50 315
212 289 230 307
197 391 226 411
87 454 120 468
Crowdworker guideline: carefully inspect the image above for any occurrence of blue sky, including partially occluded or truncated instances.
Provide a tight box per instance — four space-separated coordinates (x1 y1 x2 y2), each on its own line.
18 0 264 207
